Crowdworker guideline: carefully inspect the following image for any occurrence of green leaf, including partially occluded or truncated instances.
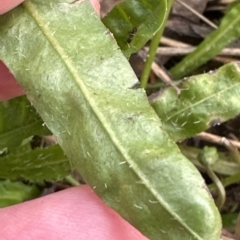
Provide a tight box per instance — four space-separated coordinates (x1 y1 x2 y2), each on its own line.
221 213 238 229
0 145 70 183
170 2 240 79
0 96 50 149
0 1 221 239
102 0 168 58
0 180 40 207
150 62 240 141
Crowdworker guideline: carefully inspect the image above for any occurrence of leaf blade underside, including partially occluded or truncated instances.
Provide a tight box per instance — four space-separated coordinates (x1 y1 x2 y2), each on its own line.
0 1 221 239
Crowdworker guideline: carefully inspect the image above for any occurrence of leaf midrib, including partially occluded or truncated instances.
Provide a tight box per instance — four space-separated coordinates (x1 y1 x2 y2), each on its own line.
168 81 240 120
24 2 202 239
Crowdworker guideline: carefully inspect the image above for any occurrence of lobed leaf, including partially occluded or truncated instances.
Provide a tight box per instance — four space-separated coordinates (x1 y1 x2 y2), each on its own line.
0 145 70 183
170 2 240 79
0 180 40 207
102 0 168 58
0 1 221 239
150 62 240 142
0 95 50 149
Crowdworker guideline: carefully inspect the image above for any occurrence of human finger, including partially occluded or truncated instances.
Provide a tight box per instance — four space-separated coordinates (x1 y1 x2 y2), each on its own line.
0 185 148 240
0 62 25 101
0 0 24 14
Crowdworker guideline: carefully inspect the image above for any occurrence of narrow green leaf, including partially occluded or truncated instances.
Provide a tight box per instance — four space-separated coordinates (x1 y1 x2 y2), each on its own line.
0 96 50 149
0 145 70 183
0 180 40 207
150 62 240 141
0 1 221 239
170 2 240 79
102 0 168 58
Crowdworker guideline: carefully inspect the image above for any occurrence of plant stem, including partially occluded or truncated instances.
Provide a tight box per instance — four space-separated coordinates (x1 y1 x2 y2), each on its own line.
209 172 240 191
65 175 81 186
205 166 226 210
140 0 174 88
198 146 226 209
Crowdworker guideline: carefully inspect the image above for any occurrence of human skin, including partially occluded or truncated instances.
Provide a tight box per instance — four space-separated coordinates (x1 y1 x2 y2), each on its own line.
0 1 148 239
0 185 147 240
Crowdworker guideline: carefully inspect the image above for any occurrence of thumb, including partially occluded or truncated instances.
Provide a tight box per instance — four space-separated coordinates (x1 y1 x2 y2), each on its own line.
0 185 148 240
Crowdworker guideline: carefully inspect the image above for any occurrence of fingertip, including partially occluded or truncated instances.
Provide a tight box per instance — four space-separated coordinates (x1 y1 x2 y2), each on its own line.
0 61 25 101
90 0 100 16
0 185 148 240
0 0 24 15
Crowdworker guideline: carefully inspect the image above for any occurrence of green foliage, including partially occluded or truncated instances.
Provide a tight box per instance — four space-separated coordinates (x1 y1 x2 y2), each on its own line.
150 62 240 141
0 144 70 183
170 2 240 79
5 0 240 238
199 147 219 167
0 95 70 184
0 96 50 149
140 0 174 88
0 180 41 207
102 0 168 58
0 1 221 239
180 145 240 176
221 213 238 229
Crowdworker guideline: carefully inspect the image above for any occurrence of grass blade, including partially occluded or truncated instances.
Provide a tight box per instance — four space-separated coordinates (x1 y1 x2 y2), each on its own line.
170 2 240 79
